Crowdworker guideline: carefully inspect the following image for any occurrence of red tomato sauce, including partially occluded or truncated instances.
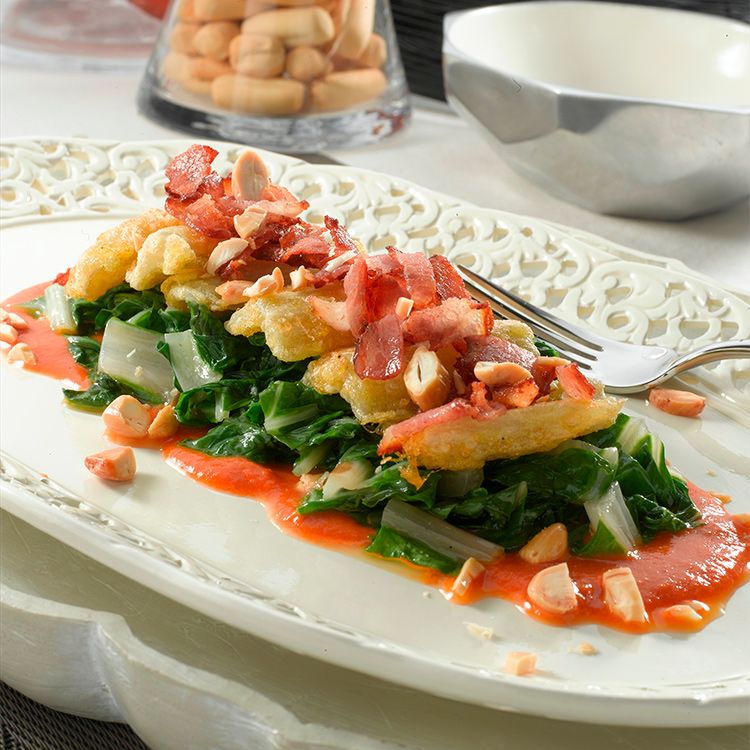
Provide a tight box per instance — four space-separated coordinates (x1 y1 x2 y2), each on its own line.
2 282 89 387
4 282 750 633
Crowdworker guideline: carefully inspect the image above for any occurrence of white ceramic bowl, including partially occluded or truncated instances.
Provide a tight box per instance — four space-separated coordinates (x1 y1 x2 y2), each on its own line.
443 2 750 219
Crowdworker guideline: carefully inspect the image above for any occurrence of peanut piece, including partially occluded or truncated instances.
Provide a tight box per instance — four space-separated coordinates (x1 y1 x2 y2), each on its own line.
212 74 306 115
0 309 28 330
229 34 285 78
336 0 375 60
290 265 315 290
285 45 329 82
193 21 240 61
403 345 451 412
188 56 233 80
358 33 387 68
310 68 387 112
169 22 200 54
194 0 269 21
518 523 568 564
234 205 267 238
242 7 335 47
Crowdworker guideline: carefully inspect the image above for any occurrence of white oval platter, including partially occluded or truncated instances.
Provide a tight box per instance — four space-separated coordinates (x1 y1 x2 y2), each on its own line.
1 138 749 727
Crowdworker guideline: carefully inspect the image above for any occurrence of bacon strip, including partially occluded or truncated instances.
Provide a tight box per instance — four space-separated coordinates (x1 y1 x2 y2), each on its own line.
354 313 404 380
378 399 476 456
396 250 436 309
403 298 493 349
556 363 595 400
344 255 369 336
165 144 219 199
325 215 358 255
430 256 469 300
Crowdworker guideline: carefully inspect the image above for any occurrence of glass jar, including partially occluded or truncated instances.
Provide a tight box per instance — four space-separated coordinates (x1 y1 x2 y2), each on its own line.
138 0 411 151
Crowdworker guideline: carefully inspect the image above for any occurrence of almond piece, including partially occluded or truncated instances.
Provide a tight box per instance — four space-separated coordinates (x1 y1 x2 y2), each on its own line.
308 297 350 332
602 567 647 623
648 388 706 418
451 557 485 596
504 651 537 676
519 523 568 564
6 342 36 366
474 361 532 387
102 395 151 439
527 562 578 615
84 447 136 482
148 405 179 440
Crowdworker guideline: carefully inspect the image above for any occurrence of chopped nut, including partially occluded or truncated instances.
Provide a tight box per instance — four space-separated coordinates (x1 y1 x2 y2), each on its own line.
527 562 578 615
534 356 570 368
322 249 358 273
84 447 137 482
464 622 494 640
474 361 532 387
231 150 269 201
290 265 315 291
705 468 717 477
148 404 179 440
602 567 647 623
6 342 36 366
519 523 568 564
308 297 350 332
0 323 19 345
102 395 152 439
395 297 414 320
452 370 466 396
571 642 599 656
216 280 253 304
243 271 284 299
206 237 249 275
234 205 267 239
649 388 705 418
451 557 485 596
504 651 537 676
404 345 451 411
660 604 703 625
0 309 28 330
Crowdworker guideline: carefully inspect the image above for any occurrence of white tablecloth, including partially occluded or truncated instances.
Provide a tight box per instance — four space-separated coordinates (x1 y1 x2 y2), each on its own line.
2 65 748 291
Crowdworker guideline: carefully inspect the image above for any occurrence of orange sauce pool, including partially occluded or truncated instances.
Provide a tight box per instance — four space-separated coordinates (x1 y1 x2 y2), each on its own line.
3 282 88 388
4 281 750 633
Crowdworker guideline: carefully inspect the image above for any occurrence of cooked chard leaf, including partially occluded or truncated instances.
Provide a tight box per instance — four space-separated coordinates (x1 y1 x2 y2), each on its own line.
175 379 260 425
63 373 159 411
570 520 625 556
485 446 617 505
624 493 692 540
182 403 290 462
72 284 170 334
66 336 100 371
297 461 439 516
366 526 460 575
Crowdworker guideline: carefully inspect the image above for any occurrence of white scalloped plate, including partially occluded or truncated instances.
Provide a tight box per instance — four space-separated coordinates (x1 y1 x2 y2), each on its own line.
1 138 749 727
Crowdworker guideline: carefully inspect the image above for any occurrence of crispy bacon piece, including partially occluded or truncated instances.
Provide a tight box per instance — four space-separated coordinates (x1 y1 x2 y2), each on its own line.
456 335 537 383
182 194 236 239
430 255 469 300
403 298 493 350
378 399 477 456
395 249 436 309
556 363 595 400
492 378 540 409
325 215 358 255
165 144 219 199
354 313 404 380
343 255 369 336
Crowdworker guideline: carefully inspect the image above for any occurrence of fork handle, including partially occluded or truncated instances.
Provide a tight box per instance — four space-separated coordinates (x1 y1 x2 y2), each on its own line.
667 339 750 378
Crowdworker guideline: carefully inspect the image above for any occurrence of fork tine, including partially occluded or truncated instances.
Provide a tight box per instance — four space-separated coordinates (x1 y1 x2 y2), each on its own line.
463 279 599 361
458 266 604 353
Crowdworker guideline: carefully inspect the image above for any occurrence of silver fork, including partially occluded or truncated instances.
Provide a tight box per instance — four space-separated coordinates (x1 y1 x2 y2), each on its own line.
458 266 750 395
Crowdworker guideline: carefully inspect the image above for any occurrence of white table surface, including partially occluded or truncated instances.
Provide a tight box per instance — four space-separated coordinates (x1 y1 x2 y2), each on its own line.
1 60 749 750
2 63 748 291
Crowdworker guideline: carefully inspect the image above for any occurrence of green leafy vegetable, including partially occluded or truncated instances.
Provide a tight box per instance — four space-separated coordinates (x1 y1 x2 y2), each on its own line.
71 284 174 334
62 373 160 411
66 336 100 371
175 379 260 425
366 526 460 575
570 521 625 556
